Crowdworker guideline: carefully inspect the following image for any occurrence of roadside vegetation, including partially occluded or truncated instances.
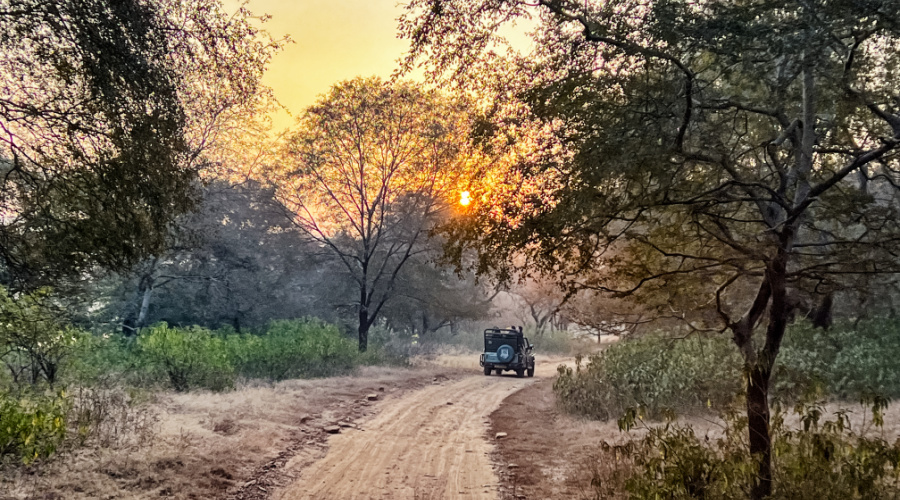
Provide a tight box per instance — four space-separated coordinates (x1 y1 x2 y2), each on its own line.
553 318 900 499
556 319 900 421
0 283 578 468
0 297 399 466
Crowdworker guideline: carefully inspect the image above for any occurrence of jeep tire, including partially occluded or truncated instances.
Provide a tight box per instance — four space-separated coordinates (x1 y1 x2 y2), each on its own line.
484 365 492 376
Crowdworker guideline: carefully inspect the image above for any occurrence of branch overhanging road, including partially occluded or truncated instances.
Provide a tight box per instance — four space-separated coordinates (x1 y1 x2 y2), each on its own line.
276 358 567 500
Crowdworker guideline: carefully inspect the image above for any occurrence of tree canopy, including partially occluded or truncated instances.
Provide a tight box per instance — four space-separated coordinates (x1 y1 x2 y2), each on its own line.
0 0 279 286
402 0 900 496
274 77 474 351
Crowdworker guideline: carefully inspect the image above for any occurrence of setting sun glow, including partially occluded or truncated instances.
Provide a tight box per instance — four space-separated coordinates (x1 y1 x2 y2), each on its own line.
459 191 471 206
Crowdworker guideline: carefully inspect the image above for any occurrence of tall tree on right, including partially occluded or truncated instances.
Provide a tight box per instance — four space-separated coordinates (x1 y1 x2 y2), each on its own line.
402 1 900 497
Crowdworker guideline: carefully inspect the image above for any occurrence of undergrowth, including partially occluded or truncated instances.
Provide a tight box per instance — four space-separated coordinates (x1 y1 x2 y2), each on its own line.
555 318 900 420
586 400 900 500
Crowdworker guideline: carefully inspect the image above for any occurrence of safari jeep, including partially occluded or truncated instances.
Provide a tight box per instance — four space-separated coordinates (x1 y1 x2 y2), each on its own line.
479 327 535 377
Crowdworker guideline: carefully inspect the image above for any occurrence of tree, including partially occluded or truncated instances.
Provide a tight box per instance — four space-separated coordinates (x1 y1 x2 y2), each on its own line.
0 0 280 286
88 181 312 334
275 77 470 352
505 277 567 336
402 1 900 497
376 247 496 337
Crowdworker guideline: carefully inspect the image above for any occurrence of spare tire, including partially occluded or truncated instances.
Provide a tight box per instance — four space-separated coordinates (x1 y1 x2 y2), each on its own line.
496 344 515 363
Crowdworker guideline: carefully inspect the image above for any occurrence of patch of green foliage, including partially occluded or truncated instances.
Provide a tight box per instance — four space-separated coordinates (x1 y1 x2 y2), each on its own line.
776 319 900 400
138 324 234 392
225 319 358 381
122 319 371 391
554 334 742 420
0 287 84 386
599 399 900 500
0 390 68 464
555 319 900 421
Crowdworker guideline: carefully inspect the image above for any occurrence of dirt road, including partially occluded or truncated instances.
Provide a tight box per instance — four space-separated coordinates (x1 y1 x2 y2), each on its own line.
275 359 565 500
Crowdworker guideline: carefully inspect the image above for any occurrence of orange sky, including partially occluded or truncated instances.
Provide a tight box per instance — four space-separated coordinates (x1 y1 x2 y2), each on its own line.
222 0 417 132
222 0 536 133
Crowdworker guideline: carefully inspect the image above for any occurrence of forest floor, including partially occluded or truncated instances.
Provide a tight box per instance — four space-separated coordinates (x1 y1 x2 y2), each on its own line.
0 364 471 500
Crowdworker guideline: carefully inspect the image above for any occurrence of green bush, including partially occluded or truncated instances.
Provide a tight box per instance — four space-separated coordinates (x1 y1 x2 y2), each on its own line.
608 402 900 500
556 319 900 421
137 323 234 392
0 390 68 464
776 319 900 400
0 287 84 386
226 319 358 380
554 334 742 419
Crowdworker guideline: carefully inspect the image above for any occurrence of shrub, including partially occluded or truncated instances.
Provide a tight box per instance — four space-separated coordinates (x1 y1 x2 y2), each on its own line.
556 319 900 422
67 384 158 448
776 319 900 401
607 402 900 500
554 334 742 419
0 390 68 464
137 324 234 392
226 319 358 380
0 287 84 386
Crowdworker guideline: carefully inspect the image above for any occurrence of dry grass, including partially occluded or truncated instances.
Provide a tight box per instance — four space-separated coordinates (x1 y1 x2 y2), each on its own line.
0 365 467 500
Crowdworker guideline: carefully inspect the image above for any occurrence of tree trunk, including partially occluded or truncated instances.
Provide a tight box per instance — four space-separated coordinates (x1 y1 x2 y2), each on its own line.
747 361 773 499
811 294 833 329
358 285 369 352
137 282 153 329
358 310 369 352
746 255 790 500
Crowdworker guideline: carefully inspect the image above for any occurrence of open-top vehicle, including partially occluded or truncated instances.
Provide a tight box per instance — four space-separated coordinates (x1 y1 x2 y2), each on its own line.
479 327 535 377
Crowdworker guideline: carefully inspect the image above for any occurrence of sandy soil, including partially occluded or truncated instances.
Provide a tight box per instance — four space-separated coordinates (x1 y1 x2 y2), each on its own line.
274 356 568 500
489 377 630 500
0 365 468 500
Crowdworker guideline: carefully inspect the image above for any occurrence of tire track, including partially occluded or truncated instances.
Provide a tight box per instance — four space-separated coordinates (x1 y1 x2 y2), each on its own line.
275 371 544 500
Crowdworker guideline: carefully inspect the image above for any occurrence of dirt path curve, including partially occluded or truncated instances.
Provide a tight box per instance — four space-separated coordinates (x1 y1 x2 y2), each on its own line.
275 360 564 500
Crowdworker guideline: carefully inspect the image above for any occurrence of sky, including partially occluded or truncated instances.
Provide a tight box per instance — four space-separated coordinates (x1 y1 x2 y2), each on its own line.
221 1 536 133
222 0 419 132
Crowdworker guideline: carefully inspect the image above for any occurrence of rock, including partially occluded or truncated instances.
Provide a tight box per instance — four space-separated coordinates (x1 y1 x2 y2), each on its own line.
378 386 385 391
495 432 508 439
338 421 355 428
508 463 519 469
446 401 453 405
324 426 341 434
366 393 379 401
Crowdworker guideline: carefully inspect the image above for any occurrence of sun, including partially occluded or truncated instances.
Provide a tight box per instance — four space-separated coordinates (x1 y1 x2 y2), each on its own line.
459 190 471 206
